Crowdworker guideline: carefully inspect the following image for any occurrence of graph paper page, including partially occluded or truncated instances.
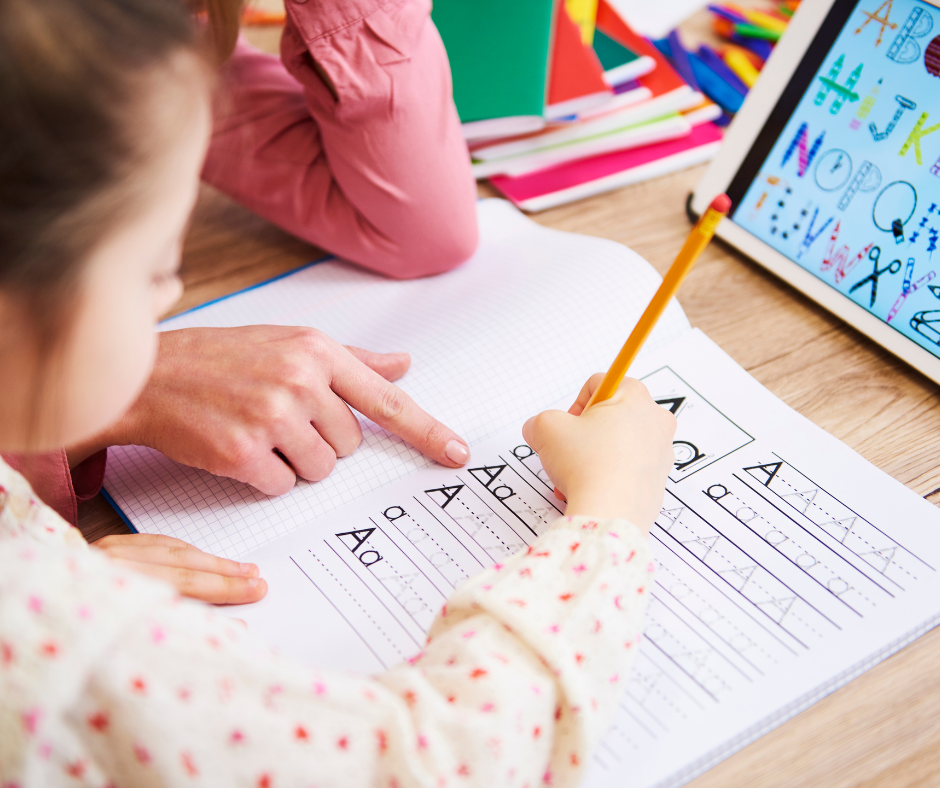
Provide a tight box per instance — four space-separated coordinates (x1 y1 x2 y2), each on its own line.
231 329 940 788
104 199 690 557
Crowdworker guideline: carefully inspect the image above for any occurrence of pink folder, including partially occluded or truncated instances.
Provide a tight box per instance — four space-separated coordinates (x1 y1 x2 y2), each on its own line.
489 122 724 212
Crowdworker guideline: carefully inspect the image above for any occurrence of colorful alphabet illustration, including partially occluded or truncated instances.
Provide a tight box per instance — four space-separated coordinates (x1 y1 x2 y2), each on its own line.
887 7 933 63
887 258 935 321
782 123 825 176
856 1 897 47
815 55 863 114
737 2 940 359
898 112 940 164
869 95 916 140
911 309 940 345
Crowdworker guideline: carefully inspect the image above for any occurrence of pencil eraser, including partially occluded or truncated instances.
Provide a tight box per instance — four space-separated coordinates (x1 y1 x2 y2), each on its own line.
710 193 732 214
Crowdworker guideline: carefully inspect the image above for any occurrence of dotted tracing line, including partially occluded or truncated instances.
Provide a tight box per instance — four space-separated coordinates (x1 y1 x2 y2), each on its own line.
453 497 517 555
608 723 642 753
628 671 690 719
399 513 468 584
671 511 825 639
718 491 875 608
772 474 918 583
366 544 434 616
655 563 778 666
646 625 732 695
311 552 405 660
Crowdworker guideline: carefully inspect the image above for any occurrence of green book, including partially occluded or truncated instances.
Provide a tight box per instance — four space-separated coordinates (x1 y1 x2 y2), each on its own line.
431 0 556 140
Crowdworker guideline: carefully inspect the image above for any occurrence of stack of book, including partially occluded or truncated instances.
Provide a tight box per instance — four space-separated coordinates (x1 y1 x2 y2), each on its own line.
431 0 797 212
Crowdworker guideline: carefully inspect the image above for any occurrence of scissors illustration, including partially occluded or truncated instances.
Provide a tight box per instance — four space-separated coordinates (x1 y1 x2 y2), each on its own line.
849 246 902 307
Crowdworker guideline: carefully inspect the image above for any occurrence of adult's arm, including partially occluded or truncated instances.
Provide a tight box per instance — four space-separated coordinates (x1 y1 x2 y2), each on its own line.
201 0 479 279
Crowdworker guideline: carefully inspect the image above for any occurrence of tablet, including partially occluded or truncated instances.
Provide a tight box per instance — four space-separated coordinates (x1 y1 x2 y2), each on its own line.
692 0 940 384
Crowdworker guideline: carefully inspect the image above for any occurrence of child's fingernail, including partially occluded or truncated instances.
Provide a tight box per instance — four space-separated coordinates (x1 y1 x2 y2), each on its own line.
247 577 265 591
240 563 258 577
445 439 470 464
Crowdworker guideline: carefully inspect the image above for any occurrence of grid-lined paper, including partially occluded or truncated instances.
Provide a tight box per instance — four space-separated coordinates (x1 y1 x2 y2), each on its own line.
104 200 691 559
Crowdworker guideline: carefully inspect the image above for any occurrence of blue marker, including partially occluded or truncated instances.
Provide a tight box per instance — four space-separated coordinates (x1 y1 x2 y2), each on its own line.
688 52 744 113
730 33 773 61
697 44 749 96
707 5 748 24
667 30 701 91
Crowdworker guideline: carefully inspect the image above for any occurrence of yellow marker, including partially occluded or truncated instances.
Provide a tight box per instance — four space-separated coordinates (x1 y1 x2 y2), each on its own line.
584 194 732 410
742 8 788 33
565 0 599 45
723 47 760 88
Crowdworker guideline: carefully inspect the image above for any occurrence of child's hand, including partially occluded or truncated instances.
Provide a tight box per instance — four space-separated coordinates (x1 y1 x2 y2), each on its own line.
93 534 267 605
522 375 676 530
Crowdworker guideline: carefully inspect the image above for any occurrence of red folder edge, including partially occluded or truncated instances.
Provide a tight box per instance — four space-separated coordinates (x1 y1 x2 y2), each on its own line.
547 4 612 114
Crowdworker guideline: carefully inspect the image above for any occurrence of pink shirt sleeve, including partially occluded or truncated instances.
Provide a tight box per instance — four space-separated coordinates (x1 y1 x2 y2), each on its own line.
0 449 106 528
201 0 479 279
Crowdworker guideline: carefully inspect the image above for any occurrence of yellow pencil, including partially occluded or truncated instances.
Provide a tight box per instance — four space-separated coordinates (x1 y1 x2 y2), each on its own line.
584 194 731 410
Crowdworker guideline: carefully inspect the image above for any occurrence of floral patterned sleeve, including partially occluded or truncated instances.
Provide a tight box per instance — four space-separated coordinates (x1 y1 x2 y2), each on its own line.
0 457 653 788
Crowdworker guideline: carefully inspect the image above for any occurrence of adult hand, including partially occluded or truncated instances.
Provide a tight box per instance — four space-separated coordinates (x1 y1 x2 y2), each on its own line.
71 326 469 495
93 533 266 605
522 375 676 529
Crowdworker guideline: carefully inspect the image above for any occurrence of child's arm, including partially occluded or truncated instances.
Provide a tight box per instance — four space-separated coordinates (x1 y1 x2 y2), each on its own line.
15 378 675 787
201 0 478 279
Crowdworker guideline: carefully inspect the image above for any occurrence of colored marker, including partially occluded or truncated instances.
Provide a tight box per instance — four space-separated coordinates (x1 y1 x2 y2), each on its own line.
723 46 760 87
741 8 788 33
689 52 745 113
667 30 701 91
698 44 749 96
708 4 748 24
730 33 774 61
735 23 781 41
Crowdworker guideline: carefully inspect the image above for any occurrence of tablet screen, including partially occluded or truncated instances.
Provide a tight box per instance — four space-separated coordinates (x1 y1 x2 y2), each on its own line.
728 0 940 359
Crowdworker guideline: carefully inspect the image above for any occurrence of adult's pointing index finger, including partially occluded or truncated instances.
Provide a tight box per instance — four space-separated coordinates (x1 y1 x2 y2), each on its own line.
330 348 470 468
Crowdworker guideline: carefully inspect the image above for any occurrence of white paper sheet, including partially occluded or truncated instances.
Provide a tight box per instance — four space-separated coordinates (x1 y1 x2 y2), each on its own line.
103 200 690 558
232 329 940 788
609 0 710 40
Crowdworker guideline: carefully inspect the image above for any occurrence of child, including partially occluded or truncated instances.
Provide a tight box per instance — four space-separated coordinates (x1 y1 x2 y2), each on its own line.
7 0 481 543
0 1 676 785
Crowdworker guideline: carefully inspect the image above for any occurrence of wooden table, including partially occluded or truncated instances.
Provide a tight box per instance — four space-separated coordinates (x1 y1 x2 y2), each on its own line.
77 7 940 788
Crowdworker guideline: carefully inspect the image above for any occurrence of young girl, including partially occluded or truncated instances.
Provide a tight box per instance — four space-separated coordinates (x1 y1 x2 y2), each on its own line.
7 0 487 602
0 0 676 785
7 0 481 553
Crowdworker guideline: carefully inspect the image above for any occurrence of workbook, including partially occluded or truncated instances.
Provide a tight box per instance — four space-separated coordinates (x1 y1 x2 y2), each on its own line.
431 0 556 141
104 200 940 788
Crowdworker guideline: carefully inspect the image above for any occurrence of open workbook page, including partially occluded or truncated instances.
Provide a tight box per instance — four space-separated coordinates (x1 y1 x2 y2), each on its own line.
233 329 940 788
104 200 690 556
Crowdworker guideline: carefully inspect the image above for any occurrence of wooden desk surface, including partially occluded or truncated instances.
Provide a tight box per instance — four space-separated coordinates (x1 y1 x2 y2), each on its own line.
77 7 940 788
